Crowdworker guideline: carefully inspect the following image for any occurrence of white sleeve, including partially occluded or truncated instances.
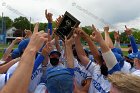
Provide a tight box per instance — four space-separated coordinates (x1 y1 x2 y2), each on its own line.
0 73 12 90
34 83 47 93
102 50 117 70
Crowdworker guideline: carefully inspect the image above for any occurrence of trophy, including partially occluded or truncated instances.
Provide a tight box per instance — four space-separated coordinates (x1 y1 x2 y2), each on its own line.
56 11 80 41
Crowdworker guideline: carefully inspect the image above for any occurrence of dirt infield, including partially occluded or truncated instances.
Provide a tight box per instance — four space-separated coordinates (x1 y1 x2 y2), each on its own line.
121 48 129 51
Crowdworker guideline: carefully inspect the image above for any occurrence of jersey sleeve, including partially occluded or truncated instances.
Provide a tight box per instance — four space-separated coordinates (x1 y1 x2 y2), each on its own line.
129 35 138 53
46 22 52 35
0 73 12 90
102 50 119 71
32 54 45 73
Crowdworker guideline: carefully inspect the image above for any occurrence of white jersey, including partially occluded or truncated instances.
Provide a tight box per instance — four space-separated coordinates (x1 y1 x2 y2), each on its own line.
120 61 131 73
132 70 140 77
7 62 19 74
0 73 11 90
86 61 110 93
6 62 43 93
74 59 92 86
34 83 47 93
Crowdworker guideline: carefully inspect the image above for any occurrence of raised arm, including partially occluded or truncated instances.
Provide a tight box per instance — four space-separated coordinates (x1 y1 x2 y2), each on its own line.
104 26 114 49
2 37 22 61
91 25 119 71
114 31 121 49
0 23 47 93
0 58 20 74
125 25 138 53
74 28 89 67
65 36 74 68
45 9 53 35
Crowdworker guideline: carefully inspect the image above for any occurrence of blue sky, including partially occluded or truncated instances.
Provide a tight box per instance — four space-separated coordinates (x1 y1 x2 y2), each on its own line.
0 0 140 31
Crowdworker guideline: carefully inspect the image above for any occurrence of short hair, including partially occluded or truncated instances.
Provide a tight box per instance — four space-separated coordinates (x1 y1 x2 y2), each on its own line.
108 72 140 93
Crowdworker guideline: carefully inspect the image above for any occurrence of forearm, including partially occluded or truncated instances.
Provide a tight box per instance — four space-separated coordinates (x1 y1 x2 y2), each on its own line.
75 37 89 66
85 37 102 65
55 39 61 52
2 42 15 61
32 54 44 73
1 48 36 93
99 40 110 53
105 31 114 49
114 40 121 49
129 35 138 53
65 45 74 68
0 58 20 74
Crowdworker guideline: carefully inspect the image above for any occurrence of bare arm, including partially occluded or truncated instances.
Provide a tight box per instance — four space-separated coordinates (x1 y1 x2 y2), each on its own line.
0 58 20 74
0 23 47 93
65 36 74 68
114 31 121 49
104 26 114 49
91 25 117 70
74 29 89 67
2 37 22 61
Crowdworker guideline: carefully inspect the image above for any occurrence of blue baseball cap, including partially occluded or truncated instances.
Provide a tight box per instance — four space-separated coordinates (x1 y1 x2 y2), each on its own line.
18 39 30 52
128 53 137 59
135 51 140 60
49 51 61 57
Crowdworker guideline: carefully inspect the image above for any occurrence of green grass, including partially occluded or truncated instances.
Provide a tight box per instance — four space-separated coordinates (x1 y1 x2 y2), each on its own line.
122 51 128 56
0 52 3 59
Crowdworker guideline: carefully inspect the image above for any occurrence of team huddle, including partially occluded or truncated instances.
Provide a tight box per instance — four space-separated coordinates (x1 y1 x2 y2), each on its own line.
0 10 140 93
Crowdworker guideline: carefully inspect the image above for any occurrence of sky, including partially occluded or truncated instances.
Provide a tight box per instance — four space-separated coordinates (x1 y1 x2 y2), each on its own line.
0 0 140 32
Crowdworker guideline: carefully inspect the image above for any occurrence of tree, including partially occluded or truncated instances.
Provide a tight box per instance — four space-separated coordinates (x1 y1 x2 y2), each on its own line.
3 17 13 29
82 26 92 35
0 16 13 32
13 16 30 30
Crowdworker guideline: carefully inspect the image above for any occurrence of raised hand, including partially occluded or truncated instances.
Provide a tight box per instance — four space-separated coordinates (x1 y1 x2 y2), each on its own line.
55 16 63 27
42 40 53 57
104 26 109 32
45 9 53 23
65 35 74 47
28 23 48 52
90 25 104 43
13 37 23 44
114 31 120 41
24 29 32 38
124 25 132 36
74 27 89 40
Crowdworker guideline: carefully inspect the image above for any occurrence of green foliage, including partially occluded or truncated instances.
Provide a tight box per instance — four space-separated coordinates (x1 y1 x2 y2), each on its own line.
13 16 30 30
4 17 13 29
82 26 92 35
0 15 140 44
0 16 13 31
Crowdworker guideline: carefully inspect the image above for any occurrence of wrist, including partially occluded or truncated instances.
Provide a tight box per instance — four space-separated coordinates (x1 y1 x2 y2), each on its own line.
128 34 133 37
48 21 52 23
24 47 37 55
12 40 16 44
